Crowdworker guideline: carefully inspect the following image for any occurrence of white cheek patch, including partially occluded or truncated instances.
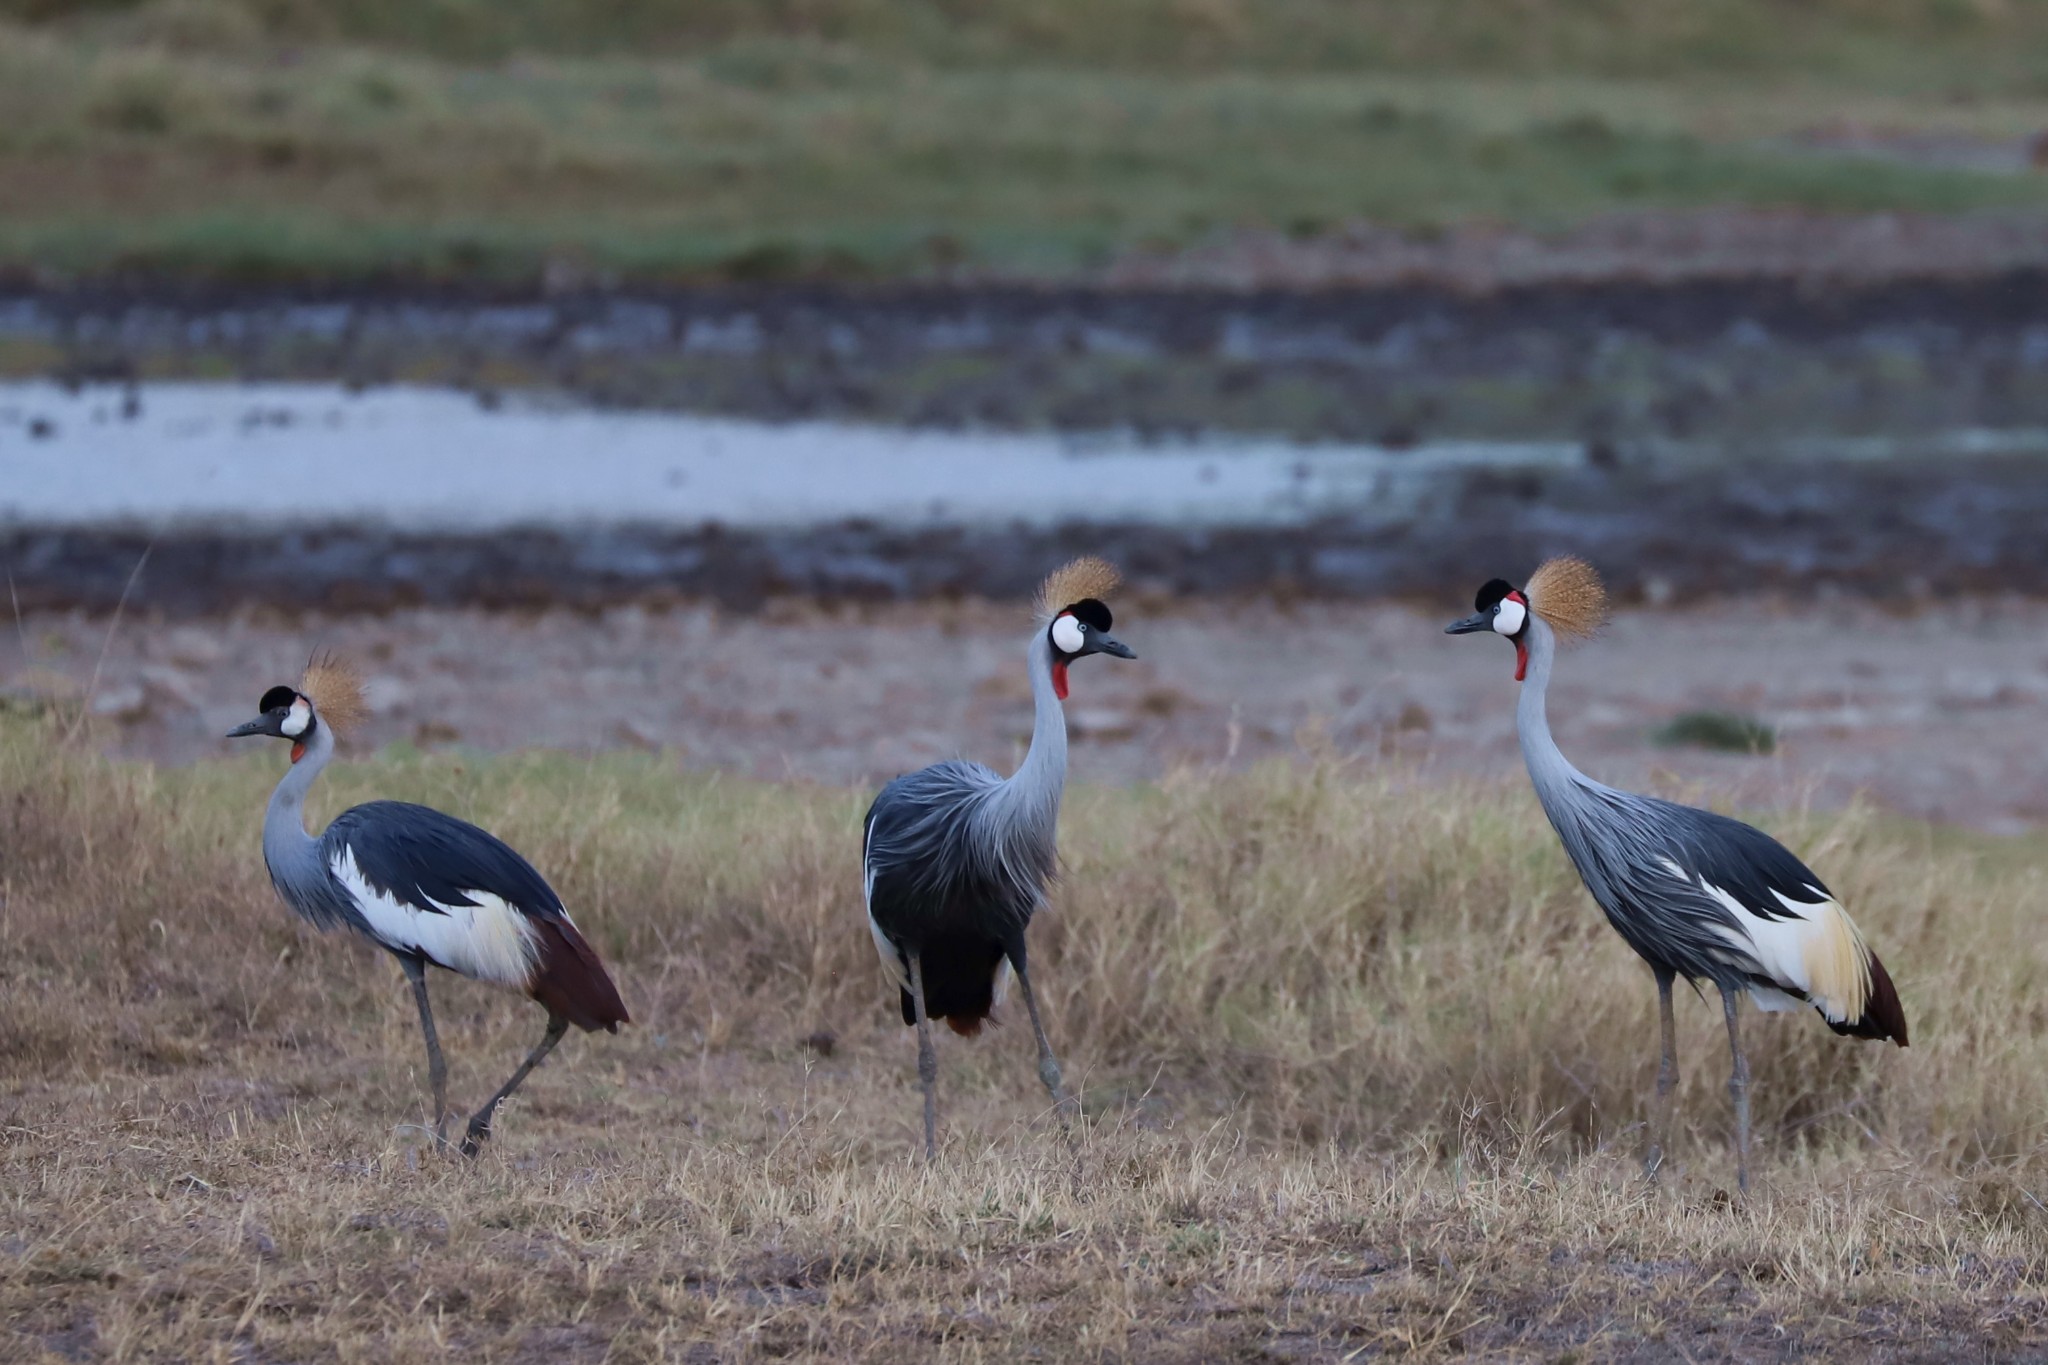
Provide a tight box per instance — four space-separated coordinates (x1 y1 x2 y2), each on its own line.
1492 598 1527 636
1050 614 1086 654
280 698 311 737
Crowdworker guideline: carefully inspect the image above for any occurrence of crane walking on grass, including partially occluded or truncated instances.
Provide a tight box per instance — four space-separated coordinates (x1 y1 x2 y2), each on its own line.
228 655 629 1156
1446 557 1908 1191
863 557 1137 1160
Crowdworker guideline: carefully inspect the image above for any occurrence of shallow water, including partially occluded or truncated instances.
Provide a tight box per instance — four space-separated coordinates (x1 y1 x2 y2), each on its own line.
0 380 1582 532
8 379 2048 613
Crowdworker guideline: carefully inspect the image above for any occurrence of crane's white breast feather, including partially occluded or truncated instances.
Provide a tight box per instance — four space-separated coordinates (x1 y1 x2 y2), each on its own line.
331 846 539 986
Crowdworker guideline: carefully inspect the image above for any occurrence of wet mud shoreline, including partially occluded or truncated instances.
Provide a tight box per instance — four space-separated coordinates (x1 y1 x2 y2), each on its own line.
14 446 2048 616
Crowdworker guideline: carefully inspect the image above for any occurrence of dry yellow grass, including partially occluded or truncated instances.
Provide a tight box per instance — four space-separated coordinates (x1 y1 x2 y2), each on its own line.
4 710 2048 1358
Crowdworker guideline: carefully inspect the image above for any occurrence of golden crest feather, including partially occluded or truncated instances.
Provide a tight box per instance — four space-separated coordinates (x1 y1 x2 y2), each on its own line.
299 651 368 737
1034 555 1121 619
1525 556 1608 641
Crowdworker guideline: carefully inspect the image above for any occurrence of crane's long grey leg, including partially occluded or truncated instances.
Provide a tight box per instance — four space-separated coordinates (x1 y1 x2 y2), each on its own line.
1718 984 1752 1195
1645 966 1678 1182
1010 958 1076 1143
907 953 939 1163
398 955 449 1143
458 1013 568 1159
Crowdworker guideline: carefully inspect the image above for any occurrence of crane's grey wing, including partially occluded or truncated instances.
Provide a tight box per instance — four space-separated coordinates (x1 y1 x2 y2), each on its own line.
321 800 565 985
1545 782 1788 987
1643 798 1901 1035
864 758 1046 942
1568 785 1900 1036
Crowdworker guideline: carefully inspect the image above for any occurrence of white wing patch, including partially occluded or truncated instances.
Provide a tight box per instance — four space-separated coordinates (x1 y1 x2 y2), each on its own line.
1659 857 1870 1025
331 844 539 987
863 821 910 991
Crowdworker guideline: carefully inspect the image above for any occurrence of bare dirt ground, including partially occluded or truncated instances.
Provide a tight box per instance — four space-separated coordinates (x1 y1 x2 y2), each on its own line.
10 594 2048 833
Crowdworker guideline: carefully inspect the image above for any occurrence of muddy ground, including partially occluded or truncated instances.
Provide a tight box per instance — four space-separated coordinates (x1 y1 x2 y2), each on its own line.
10 595 2047 833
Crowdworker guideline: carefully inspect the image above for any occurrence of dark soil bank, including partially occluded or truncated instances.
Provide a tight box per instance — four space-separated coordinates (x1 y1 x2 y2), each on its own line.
11 452 2048 615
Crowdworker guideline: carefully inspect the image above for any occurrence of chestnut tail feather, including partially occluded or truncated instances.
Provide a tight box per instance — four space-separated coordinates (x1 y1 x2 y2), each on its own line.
1828 949 1909 1046
527 918 630 1034
897 985 999 1038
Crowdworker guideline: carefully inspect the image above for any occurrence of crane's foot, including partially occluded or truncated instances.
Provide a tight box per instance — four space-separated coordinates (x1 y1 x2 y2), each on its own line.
459 1112 495 1160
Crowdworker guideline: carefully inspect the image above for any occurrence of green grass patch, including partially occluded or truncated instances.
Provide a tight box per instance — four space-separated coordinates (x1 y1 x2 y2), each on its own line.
5 0 2048 285
1653 709 1779 755
2 28 2048 285
14 0 2048 91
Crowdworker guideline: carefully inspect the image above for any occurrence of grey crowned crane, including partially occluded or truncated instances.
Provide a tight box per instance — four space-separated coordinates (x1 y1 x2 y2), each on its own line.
227 655 628 1156
1446 558 1907 1191
863 557 1137 1160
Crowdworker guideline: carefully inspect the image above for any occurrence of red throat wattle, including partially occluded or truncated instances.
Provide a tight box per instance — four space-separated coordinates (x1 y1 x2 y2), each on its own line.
1052 661 1069 701
1513 640 1529 682
289 741 307 764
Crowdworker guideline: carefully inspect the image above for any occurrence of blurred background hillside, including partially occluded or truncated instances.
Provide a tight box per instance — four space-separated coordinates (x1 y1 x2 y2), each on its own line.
3 0 2048 281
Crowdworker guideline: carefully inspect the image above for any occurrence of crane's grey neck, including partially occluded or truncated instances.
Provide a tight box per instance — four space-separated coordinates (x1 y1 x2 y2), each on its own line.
261 719 336 915
985 626 1067 838
1516 618 1588 803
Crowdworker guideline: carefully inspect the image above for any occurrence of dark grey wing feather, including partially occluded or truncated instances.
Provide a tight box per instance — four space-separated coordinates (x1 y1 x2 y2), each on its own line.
322 801 566 922
864 760 1049 946
1648 798 1833 915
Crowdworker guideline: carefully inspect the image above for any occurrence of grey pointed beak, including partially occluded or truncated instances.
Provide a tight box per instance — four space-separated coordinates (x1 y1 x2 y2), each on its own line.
1095 635 1136 660
226 716 274 738
1445 613 1491 635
